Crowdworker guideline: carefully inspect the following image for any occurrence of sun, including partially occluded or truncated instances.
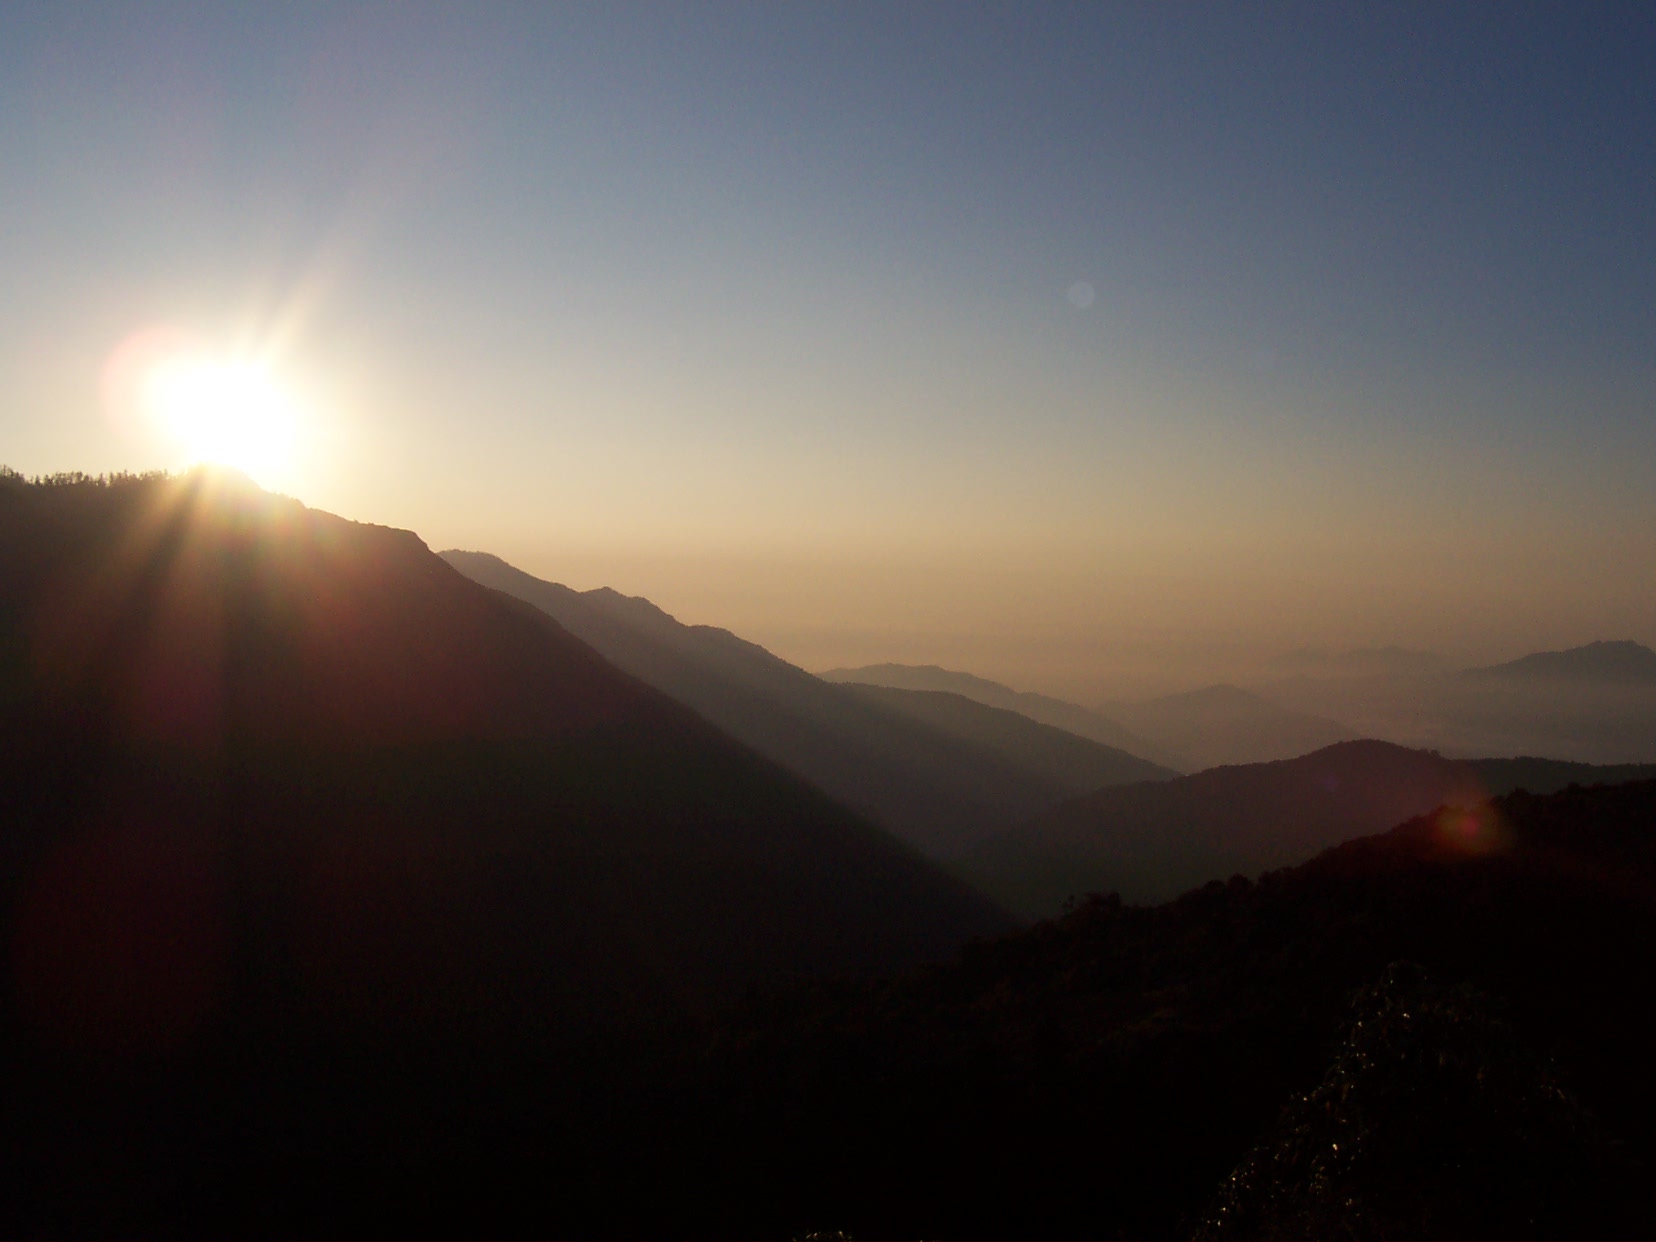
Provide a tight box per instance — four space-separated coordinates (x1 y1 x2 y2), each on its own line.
142 353 301 483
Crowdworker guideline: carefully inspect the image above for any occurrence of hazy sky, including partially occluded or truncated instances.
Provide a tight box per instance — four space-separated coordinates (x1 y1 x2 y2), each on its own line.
3 2 1653 695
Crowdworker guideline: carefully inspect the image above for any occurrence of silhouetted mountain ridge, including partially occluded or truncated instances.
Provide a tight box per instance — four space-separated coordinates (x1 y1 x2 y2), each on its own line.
962 738 1656 916
443 551 1171 856
1465 639 1656 684
0 469 1016 1234
818 661 1181 769
822 663 1363 770
833 682 1177 796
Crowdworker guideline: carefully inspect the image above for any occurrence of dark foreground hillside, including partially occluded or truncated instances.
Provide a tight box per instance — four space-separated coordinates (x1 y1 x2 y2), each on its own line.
636 779 1656 1240
967 738 1656 917
27 772 1636 1239
0 470 1008 1237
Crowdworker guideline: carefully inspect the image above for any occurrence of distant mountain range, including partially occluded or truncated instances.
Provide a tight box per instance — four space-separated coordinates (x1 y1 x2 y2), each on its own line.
444 552 1173 856
1464 639 1656 683
1258 639 1656 763
819 663 1184 768
961 739 1656 917
825 663 1362 771
834 682 1175 794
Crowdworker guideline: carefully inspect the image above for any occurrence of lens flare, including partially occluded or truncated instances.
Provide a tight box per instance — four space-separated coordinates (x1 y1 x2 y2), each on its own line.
1434 803 1505 855
142 354 301 483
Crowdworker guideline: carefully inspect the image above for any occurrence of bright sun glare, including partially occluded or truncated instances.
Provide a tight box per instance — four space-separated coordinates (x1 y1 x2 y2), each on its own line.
142 354 301 482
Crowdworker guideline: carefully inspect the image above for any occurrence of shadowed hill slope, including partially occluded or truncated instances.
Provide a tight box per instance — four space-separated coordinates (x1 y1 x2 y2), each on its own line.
961 739 1656 917
669 779 1656 1240
819 661 1182 769
442 550 1169 857
0 470 1014 1234
1470 753 1656 792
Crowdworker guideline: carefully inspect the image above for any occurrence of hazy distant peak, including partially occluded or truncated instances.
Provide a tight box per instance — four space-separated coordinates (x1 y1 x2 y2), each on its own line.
437 560 680 630
440 548 504 564
1262 737 1428 766
1464 640 1656 684
1177 738 1466 784
818 663 1184 771
576 591 776 666
440 548 559 584
684 622 783 662
819 663 1018 697
581 585 676 620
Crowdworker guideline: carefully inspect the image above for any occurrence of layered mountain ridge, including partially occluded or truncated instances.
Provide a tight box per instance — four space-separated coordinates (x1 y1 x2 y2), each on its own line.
965 738 1656 917
0 471 1011 1062
7 470 1656 1237
1464 639 1656 683
819 660 1180 767
824 662 1362 770
442 550 1176 858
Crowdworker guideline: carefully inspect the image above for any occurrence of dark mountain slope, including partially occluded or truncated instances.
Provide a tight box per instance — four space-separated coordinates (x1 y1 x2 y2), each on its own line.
964 739 1656 918
3 477 642 750
965 741 1518 916
0 470 1010 1233
1465 638 1656 684
665 780 1656 1240
442 550 1163 856
1100 682 1361 770
819 660 1181 768
1471 753 1656 792
0 471 1010 1009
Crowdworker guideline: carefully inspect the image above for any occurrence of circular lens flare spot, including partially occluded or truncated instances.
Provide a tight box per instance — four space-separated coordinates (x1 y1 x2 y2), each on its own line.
1434 803 1505 855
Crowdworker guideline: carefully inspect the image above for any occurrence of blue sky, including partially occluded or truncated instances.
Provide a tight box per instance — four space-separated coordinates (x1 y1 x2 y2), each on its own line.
2 2 1653 691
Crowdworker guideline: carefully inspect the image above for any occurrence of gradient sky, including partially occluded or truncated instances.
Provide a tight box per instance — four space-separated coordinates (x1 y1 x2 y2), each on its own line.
3 2 1653 696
